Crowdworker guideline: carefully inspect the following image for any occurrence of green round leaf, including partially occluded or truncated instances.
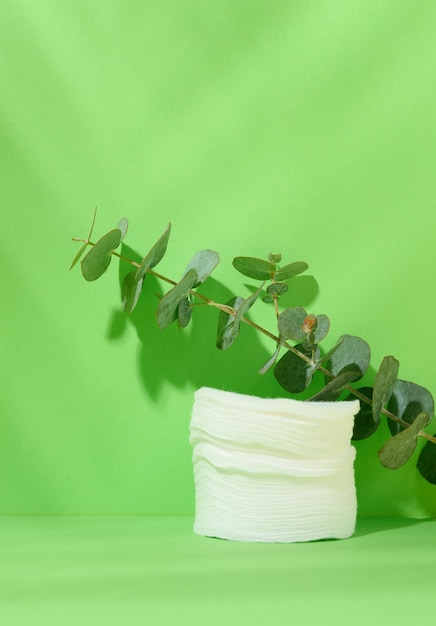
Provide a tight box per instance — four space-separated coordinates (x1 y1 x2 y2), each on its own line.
177 297 193 328
216 287 263 351
156 269 198 330
232 256 275 280
262 295 274 304
372 356 399 425
117 218 129 240
274 343 318 394
81 228 124 281
268 253 282 264
309 369 361 402
274 261 308 282
327 335 371 378
378 412 431 470
216 296 244 350
313 314 330 344
387 380 434 436
266 283 288 297
182 249 220 286
236 285 263 319
136 223 171 281
277 307 307 343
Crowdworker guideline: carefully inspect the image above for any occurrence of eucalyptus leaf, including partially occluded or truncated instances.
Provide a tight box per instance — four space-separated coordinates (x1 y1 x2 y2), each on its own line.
277 307 308 343
417 434 436 484
268 253 281 264
387 380 434 436
258 342 283 375
88 207 98 239
327 335 371 378
81 228 124 281
183 249 220 286
262 282 288 304
156 269 198 330
177 297 193 328
216 296 244 350
313 338 344 372
313 314 330 344
262 295 274 304
70 241 90 270
378 412 431 470
308 369 361 402
274 261 308 281
274 344 319 394
232 256 275 280
236 285 263 320
266 283 288 296
346 388 379 440
372 356 399 425
121 270 144 313
135 223 171 281
117 218 129 240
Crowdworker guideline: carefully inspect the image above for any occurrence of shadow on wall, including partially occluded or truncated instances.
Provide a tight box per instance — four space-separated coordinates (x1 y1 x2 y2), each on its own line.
106 244 319 401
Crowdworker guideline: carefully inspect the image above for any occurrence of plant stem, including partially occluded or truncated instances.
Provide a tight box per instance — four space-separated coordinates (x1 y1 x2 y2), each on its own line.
148 269 177 287
273 294 279 320
113 250 140 268
240 317 313 363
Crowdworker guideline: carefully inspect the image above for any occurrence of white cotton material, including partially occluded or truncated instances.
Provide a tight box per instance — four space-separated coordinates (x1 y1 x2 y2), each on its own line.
190 387 360 543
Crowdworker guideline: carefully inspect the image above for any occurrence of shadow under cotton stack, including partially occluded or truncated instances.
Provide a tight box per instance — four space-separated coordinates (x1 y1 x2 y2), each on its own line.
190 387 360 543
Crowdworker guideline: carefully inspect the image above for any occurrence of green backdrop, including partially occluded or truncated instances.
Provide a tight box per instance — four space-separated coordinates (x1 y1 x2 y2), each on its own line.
1 0 435 517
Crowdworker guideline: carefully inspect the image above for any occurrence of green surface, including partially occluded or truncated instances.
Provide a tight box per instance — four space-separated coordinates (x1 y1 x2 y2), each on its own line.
0 516 434 625
1 1 436 517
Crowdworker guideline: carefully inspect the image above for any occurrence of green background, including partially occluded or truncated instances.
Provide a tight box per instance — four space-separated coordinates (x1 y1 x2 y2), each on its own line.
1 0 436 518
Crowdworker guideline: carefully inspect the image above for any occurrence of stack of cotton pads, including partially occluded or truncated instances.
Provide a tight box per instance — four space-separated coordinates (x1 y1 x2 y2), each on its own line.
190 387 360 543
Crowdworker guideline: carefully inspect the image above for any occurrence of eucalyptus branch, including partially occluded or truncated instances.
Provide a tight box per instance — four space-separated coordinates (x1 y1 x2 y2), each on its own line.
71 217 436 483
111 244 436 445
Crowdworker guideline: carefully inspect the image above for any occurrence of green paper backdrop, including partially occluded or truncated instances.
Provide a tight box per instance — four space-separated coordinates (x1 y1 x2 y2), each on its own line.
1 0 435 517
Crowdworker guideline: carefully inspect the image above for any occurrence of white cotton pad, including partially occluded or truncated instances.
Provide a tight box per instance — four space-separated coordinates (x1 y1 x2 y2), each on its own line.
190 387 360 543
